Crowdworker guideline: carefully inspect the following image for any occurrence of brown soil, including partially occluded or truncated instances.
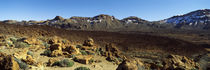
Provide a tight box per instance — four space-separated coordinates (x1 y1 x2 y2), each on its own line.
0 23 207 57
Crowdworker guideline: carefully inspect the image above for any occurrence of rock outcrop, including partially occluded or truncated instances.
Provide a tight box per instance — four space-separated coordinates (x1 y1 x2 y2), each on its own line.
74 55 93 64
0 53 20 70
83 38 94 46
47 58 59 66
117 59 144 70
161 54 200 70
102 43 123 64
47 36 80 57
23 37 41 45
22 55 36 65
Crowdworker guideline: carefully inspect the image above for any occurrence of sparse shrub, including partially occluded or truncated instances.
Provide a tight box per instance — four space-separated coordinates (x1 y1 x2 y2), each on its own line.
42 42 50 49
42 50 52 56
6 41 14 47
70 54 76 59
52 59 74 67
76 45 82 48
86 51 95 55
52 61 61 66
62 39 67 44
137 63 145 70
95 48 100 55
117 57 123 62
9 37 18 43
80 50 88 55
27 51 33 57
14 42 30 48
74 67 90 70
191 68 198 70
14 58 29 70
89 59 94 64
96 48 103 55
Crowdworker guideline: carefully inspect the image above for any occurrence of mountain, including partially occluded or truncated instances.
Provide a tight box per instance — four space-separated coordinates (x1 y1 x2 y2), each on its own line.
1 9 210 31
163 9 210 29
2 14 152 31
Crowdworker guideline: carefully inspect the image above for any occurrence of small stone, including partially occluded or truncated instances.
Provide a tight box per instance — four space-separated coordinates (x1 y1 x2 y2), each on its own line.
75 55 93 64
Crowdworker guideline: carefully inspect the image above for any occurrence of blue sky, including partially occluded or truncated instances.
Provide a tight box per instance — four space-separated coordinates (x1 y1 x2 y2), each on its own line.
0 0 209 21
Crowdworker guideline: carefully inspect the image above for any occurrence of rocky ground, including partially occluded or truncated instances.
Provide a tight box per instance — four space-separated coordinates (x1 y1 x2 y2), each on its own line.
0 23 209 70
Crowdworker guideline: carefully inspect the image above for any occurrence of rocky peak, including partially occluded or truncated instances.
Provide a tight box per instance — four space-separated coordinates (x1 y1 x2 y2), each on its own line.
122 16 148 24
164 9 210 29
93 14 115 20
165 9 210 24
2 20 18 24
53 16 64 21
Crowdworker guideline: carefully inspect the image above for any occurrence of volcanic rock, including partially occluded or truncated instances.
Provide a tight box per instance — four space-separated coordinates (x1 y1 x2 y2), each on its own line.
22 55 36 65
74 55 93 64
162 54 200 70
117 59 141 70
83 38 94 46
0 53 20 70
50 50 63 57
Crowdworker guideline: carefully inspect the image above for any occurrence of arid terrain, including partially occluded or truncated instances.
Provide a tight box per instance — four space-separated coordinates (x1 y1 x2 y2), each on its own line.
0 22 210 70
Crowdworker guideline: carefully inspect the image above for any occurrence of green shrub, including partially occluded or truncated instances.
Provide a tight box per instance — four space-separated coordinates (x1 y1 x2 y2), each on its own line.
14 58 29 70
86 51 95 55
80 50 88 55
14 42 30 48
191 68 198 70
9 37 18 43
74 67 90 70
62 39 67 44
42 42 50 49
76 45 82 48
53 59 74 67
27 51 33 57
117 57 123 62
6 41 14 47
89 59 94 64
42 50 51 56
70 54 76 59
52 61 61 66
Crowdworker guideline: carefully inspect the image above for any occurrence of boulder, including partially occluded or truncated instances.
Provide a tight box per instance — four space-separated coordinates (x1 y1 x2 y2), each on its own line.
81 45 98 51
13 49 28 59
48 58 59 66
103 43 123 64
83 38 94 46
48 36 61 44
50 44 62 51
75 55 93 64
23 37 41 45
22 55 36 65
0 53 20 70
50 50 63 57
64 45 80 55
117 59 140 70
162 54 200 70
105 43 121 57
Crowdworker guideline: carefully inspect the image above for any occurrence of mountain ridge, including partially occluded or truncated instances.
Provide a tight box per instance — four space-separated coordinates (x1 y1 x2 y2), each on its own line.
1 9 210 30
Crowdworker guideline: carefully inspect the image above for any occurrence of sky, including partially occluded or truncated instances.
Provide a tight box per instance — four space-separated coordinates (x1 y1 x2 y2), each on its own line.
0 0 209 21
